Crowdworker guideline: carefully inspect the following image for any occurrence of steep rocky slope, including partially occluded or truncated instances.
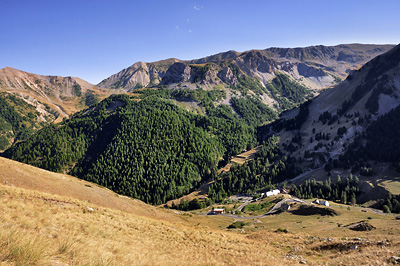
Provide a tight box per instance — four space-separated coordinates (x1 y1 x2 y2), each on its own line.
272 44 400 171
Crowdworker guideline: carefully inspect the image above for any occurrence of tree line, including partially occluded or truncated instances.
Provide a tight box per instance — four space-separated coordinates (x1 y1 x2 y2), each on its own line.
290 175 360 205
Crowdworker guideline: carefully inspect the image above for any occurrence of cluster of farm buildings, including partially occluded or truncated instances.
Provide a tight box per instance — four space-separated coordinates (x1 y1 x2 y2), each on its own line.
210 189 283 214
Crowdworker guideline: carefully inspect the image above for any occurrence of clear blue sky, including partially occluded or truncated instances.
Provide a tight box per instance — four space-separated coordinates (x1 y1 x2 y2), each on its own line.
1 0 399 84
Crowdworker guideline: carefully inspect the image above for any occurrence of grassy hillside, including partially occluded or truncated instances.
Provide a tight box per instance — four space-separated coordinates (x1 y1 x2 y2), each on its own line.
0 157 282 265
0 157 399 265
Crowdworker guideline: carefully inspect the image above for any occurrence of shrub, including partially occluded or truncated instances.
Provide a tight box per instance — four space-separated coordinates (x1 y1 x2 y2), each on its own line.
275 228 288 233
383 205 391 213
227 221 247 229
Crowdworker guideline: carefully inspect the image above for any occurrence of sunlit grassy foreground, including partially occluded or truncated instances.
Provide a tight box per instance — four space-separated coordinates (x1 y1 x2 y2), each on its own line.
0 155 399 265
0 184 286 265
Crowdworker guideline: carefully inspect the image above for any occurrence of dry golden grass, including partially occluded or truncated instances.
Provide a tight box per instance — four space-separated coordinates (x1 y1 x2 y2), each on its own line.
0 157 171 221
380 179 400 195
1 157 399 265
0 184 289 265
230 145 263 165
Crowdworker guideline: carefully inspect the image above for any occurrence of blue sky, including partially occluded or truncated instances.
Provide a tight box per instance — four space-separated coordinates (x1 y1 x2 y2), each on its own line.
1 0 399 84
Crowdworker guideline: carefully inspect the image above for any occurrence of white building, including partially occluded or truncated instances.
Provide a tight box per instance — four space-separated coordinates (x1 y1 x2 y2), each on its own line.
313 199 329 206
319 200 329 206
265 189 280 197
272 189 280 195
211 208 225 214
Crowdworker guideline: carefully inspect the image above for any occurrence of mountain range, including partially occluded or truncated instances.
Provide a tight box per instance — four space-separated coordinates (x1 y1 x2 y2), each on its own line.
98 44 394 91
1 42 400 265
97 44 394 113
1 44 393 116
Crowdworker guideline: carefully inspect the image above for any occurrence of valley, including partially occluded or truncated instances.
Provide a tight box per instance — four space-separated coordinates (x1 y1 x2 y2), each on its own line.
3 44 400 210
1 43 400 265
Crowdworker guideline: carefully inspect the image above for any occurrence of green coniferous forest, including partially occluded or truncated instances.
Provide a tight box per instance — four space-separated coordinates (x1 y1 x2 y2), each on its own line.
208 136 299 202
3 94 258 204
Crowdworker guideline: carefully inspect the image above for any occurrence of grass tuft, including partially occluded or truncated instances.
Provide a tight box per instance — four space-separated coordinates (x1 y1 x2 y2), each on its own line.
57 235 78 259
0 230 47 265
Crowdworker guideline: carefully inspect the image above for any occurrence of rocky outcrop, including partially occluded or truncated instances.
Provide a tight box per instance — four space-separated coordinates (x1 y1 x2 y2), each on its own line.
297 63 326 78
217 67 237 84
161 62 191 84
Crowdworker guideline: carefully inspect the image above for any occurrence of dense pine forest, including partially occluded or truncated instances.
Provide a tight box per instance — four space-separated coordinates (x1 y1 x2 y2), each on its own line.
3 93 262 204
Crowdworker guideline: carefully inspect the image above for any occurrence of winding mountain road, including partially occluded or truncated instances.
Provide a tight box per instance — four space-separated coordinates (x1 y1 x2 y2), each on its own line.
220 196 309 220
